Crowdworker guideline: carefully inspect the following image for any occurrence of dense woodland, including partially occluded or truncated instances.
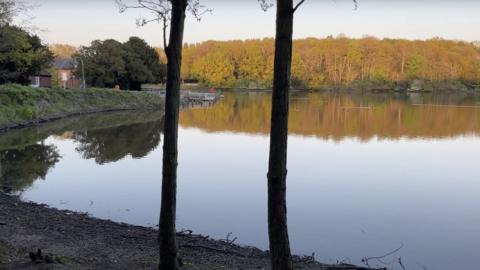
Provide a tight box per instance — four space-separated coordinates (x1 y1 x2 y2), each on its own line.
51 37 480 90
180 37 480 89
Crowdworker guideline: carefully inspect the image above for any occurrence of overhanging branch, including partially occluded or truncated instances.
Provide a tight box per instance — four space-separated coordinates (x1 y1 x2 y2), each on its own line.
293 0 306 13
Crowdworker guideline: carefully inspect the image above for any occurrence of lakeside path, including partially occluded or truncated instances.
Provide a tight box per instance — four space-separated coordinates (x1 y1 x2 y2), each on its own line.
0 193 383 270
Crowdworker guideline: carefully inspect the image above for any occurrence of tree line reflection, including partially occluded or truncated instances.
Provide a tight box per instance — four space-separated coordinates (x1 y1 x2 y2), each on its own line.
0 111 164 193
73 120 163 164
0 144 61 193
2 93 479 193
180 92 480 140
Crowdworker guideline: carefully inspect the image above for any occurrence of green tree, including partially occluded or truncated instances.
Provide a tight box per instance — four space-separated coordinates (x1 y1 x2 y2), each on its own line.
406 54 426 79
75 37 165 90
122 37 165 90
0 24 53 84
74 39 126 89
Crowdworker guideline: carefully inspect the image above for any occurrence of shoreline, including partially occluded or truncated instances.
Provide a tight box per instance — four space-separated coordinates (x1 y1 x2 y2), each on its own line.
0 85 164 133
0 192 382 270
0 108 143 133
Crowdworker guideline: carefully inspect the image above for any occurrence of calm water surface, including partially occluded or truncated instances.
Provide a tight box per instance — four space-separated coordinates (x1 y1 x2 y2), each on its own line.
1 92 480 270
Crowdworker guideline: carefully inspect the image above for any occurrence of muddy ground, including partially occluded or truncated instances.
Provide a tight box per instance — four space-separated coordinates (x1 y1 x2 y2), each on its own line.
0 193 381 270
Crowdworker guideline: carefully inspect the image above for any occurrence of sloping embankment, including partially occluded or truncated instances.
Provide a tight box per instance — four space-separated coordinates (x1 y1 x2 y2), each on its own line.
0 84 163 132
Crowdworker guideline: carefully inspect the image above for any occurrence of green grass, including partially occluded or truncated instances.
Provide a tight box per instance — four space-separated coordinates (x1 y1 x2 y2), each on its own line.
0 84 163 129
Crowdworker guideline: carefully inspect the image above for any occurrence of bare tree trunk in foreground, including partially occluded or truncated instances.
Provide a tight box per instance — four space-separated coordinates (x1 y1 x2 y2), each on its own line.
159 0 187 269
267 0 295 269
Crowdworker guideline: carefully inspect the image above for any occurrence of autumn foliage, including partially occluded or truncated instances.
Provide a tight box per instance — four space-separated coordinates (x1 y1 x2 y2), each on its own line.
180 37 480 89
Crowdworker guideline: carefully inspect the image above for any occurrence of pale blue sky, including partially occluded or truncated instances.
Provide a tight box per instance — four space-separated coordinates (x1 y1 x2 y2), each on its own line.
25 0 480 46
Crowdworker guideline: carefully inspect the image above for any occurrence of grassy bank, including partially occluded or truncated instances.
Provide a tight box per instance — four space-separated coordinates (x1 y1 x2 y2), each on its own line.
0 84 163 131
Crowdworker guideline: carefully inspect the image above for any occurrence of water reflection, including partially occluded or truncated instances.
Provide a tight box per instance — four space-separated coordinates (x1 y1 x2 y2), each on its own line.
0 144 60 193
180 92 480 140
0 93 479 270
0 111 164 192
73 120 163 164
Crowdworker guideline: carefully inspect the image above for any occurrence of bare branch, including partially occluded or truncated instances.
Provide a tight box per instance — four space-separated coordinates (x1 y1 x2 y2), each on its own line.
116 0 210 51
258 0 358 13
258 0 273 12
115 0 172 52
0 0 39 28
353 0 358 10
187 0 212 21
162 16 167 51
293 0 306 13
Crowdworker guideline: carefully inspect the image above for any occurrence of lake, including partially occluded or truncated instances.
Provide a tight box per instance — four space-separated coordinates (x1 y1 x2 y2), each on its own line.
1 91 480 270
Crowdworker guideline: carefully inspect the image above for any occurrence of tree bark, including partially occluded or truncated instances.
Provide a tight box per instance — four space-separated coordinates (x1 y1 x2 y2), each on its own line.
158 0 187 269
267 0 294 269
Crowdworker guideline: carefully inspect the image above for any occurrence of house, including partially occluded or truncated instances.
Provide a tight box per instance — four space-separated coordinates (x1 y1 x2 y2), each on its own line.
29 71 52 88
53 58 81 89
28 58 83 89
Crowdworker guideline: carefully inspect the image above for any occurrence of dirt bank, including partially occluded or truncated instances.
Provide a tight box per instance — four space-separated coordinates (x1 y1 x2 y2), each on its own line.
0 193 381 270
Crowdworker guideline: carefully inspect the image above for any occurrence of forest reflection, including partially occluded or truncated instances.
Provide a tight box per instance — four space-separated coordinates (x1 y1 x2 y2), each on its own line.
0 144 60 193
0 111 164 192
73 120 163 164
2 93 479 193
180 92 480 140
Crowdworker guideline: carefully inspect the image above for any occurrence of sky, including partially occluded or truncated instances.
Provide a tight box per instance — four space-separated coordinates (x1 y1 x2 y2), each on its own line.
21 0 480 47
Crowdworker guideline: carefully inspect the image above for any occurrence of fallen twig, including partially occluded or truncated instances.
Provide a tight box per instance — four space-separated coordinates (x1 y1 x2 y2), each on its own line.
177 229 192 235
323 264 387 270
179 243 249 258
223 232 237 245
362 242 404 267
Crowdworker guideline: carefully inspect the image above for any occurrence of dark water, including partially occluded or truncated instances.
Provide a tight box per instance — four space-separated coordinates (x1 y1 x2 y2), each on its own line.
1 92 480 270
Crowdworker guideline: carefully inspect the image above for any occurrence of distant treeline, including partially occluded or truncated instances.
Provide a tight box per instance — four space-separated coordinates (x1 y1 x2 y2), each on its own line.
180 37 480 89
50 37 480 90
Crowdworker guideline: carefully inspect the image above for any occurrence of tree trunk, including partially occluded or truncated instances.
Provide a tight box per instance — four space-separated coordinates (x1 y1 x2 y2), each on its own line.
158 0 187 269
267 1 294 270
400 52 405 76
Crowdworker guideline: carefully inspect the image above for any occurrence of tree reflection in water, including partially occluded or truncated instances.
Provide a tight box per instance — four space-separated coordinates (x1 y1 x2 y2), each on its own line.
0 111 165 192
180 92 480 140
0 144 61 193
73 120 163 164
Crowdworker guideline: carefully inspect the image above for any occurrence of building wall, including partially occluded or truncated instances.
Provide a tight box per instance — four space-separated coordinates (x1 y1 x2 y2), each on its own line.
56 69 81 89
29 76 52 88
40 76 52 88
